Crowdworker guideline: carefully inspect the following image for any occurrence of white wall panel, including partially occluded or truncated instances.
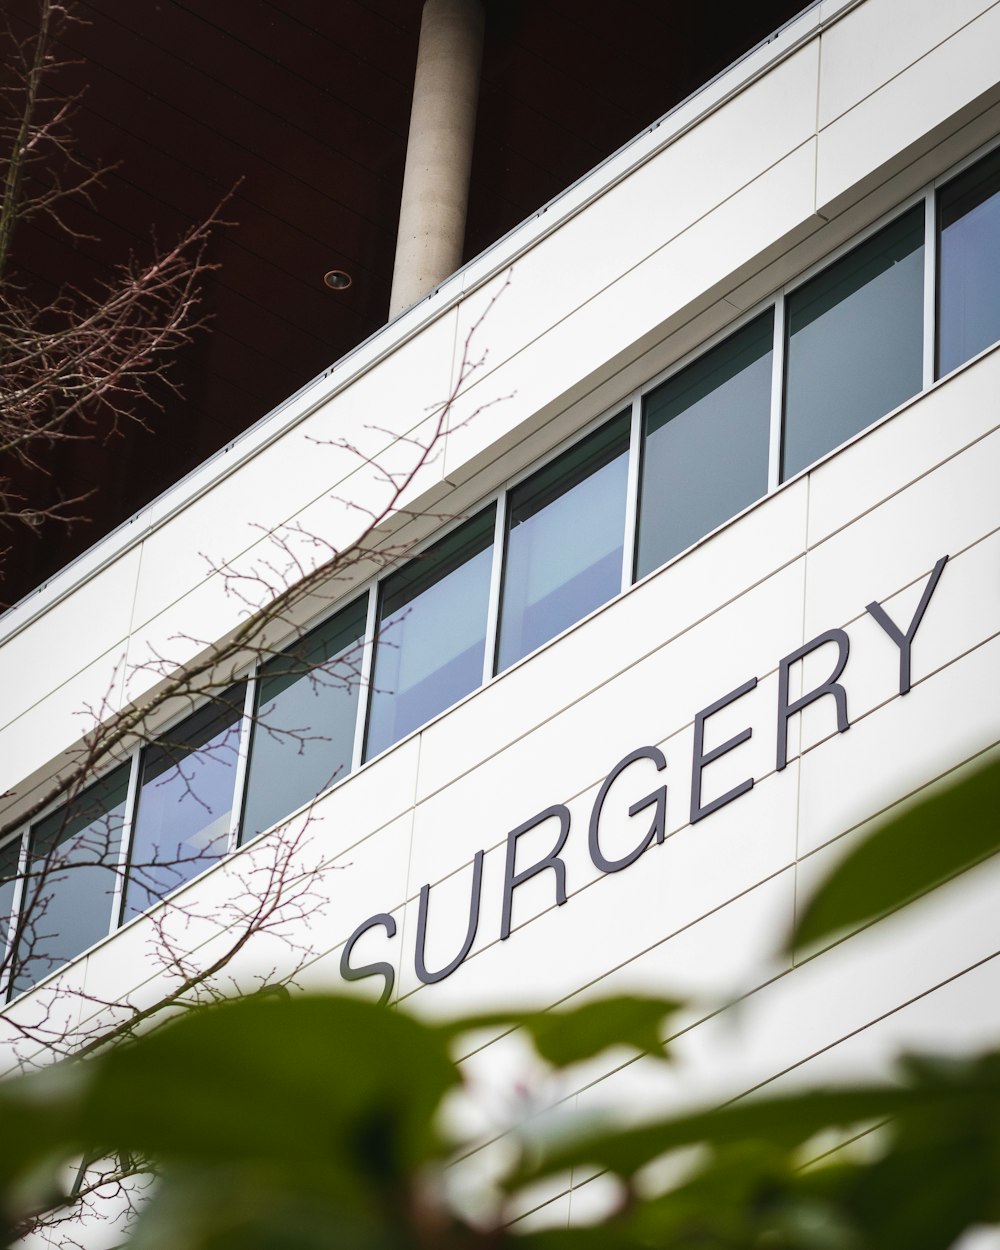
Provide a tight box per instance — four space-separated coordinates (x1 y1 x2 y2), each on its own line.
574 849 1000 1124
806 346 1000 546
798 530 1000 754
735 852 1000 1087
442 142 819 486
510 1193 571 1232
794 744 1000 946
0 547 139 734
796 633 1000 857
447 46 819 399
0 648 129 805
817 0 994 129
785 951 1000 1085
802 426 1000 639
816 1 1000 212
0 953 89 1078
560 869 795 1008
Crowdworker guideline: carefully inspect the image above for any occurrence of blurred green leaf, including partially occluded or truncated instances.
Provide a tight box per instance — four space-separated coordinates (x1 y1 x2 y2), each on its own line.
0 1062 89 1185
3 760 1000 1249
506 1085 908 1191
0 995 466 1250
507 1047 1000 1192
124 1162 425 1250
81 995 458 1185
513 1052 1000 1249
792 755 1000 954
441 995 682 1067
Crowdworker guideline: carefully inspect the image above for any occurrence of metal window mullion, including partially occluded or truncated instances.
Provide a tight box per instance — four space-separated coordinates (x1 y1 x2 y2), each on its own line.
351 583 380 770
622 391 643 591
1 826 29 1001
482 493 507 682
227 667 259 852
923 186 937 388
767 296 786 491
110 750 142 932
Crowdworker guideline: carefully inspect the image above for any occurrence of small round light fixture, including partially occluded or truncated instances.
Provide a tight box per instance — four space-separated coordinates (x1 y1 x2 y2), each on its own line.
323 269 352 291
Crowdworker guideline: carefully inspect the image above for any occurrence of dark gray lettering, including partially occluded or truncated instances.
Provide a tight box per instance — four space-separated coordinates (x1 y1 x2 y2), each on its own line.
414 850 484 985
340 912 398 1005
690 677 757 823
590 746 667 873
501 805 570 940
777 629 851 771
866 555 948 695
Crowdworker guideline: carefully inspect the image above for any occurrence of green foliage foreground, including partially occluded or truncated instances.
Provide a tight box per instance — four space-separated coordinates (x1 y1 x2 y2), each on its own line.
0 756 998 1250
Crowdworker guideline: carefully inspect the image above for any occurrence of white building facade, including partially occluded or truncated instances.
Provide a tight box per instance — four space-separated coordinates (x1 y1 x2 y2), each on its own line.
1 0 999 1225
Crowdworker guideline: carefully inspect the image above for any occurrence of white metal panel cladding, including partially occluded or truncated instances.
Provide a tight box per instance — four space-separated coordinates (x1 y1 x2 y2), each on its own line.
10 348 993 1027
0 4 997 1206
1 0 996 815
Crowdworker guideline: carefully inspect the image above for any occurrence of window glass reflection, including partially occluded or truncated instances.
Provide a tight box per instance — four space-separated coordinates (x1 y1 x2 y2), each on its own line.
0 835 20 994
938 147 1000 377
11 765 129 995
365 508 495 760
782 206 924 480
241 600 367 843
636 312 772 580
125 687 245 918
496 413 629 673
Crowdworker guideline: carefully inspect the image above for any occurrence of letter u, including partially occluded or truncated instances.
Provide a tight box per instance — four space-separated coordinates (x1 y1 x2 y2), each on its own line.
414 849 484 985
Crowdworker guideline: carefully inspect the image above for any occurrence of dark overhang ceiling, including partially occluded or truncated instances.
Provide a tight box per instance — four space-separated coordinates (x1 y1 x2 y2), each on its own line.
2 0 809 608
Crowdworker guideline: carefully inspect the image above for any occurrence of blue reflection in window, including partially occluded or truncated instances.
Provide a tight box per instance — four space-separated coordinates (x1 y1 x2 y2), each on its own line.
0 835 20 995
782 206 924 480
636 312 772 579
125 687 245 918
365 508 495 760
496 413 629 673
241 600 367 843
10 765 129 995
938 147 1000 377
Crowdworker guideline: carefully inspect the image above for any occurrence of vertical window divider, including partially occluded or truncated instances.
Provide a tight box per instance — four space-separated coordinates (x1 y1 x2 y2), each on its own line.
622 392 643 591
767 296 785 491
227 668 259 853
923 186 937 388
111 751 142 932
351 585 379 770
1 827 28 1001
483 493 507 682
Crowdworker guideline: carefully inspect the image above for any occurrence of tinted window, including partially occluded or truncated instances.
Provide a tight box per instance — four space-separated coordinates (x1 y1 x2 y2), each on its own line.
636 312 772 580
365 509 495 760
11 765 129 995
938 147 1000 377
782 206 924 480
0 835 21 994
241 600 367 843
496 413 629 673
125 687 246 918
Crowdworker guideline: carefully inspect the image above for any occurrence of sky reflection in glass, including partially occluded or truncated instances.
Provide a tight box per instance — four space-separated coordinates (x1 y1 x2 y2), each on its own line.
497 414 629 673
366 508 495 760
125 689 245 918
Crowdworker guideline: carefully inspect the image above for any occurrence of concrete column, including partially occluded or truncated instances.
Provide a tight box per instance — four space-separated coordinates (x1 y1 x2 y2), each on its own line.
389 0 485 318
